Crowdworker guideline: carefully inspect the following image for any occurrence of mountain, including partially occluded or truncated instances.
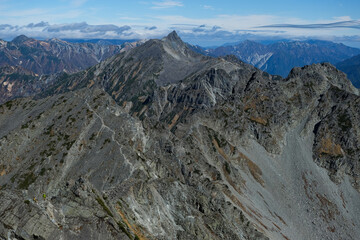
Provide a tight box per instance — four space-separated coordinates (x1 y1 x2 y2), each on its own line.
0 35 143 75
336 54 360 88
1 31 360 240
0 65 44 103
0 65 68 104
63 38 140 46
198 40 360 78
0 35 145 104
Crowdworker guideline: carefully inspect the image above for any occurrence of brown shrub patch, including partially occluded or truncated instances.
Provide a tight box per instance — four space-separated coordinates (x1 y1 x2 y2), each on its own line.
246 159 264 186
319 137 343 157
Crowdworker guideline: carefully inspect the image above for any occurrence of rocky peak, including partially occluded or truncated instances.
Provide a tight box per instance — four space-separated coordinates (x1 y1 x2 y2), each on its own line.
11 35 32 44
48 38 67 43
103 31 210 88
162 30 183 44
287 63 359 95
239 40 263 47
160 30 202 59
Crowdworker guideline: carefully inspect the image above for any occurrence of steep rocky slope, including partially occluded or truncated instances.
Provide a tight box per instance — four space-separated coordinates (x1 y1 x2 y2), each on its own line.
0 31 360 240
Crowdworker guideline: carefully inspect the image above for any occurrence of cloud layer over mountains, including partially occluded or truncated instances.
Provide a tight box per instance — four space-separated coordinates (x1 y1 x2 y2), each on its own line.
1 20 360 47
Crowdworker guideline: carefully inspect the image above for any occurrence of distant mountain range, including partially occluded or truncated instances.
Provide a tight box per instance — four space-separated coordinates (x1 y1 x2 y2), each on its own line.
336 54 360 88
191 40 360 78
63 38 140 46
0 35 146 103
1 34 360 100
0 35 144 75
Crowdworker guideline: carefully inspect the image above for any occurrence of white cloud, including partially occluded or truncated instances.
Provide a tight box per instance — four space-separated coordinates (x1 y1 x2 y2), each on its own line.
332 16 352 21
118 16 144 21
151 1 183 9
58 0 88 7
202 5 214 10
0 8 49 18
71 0 88 7
0 13 359 47
152 14 302 31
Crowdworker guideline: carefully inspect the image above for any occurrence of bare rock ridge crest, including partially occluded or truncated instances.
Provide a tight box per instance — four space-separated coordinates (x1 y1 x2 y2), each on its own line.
0 31 360 240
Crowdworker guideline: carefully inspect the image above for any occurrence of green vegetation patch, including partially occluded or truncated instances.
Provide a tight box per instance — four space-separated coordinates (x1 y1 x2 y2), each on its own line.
18 172 37 190
95 196 114 217
117 221 132 239
89 133 96 141
63 140 75 151
39 168 46 176
224 161 231 174
4 101 13 110
338 112 352 131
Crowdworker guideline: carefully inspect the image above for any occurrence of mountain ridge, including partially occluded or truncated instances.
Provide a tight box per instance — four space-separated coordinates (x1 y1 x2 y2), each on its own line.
0 35 144 75
193 39 360 80
0 31 360 240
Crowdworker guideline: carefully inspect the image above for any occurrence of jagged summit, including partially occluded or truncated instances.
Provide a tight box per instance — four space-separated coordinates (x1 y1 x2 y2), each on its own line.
101 31 212 87
48 37 67 43
160 30 202 59
162 30 182 43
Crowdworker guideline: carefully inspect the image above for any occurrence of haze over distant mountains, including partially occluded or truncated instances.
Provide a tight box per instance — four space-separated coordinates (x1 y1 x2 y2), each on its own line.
336 54 360 88
191 40 360 78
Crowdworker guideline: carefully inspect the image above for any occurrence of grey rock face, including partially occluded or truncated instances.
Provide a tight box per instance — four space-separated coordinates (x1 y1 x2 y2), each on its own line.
0 31 360 240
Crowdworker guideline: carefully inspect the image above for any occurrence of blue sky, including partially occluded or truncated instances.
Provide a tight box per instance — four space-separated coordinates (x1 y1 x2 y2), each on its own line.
0 0 360 47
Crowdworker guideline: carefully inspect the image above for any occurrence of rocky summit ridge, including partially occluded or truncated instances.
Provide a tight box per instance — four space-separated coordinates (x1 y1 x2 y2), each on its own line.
0 31 360 240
